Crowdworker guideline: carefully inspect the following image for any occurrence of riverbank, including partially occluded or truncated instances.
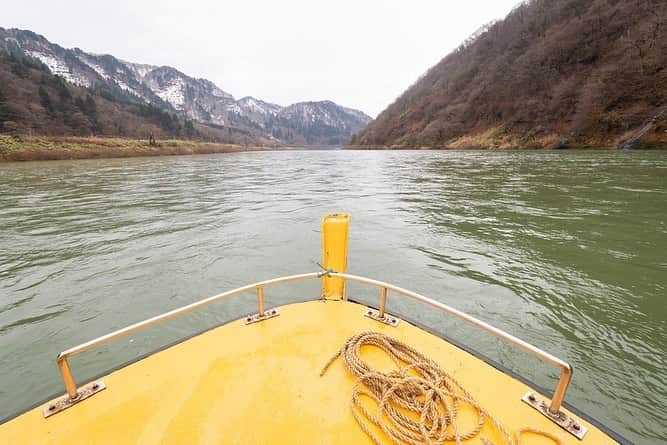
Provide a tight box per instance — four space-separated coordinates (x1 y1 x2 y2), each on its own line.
0 135 271 162
347 126 667 150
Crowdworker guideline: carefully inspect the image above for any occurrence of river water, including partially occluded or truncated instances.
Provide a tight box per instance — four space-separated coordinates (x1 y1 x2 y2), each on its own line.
0 150 665 443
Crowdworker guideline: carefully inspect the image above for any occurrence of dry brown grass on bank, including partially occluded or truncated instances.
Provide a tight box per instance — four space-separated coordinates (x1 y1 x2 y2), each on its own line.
0 135 270 162
445 128 575 149
347 126 667 150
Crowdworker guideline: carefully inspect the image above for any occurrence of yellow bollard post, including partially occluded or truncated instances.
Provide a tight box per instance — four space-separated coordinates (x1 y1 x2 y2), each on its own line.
321 213 350 300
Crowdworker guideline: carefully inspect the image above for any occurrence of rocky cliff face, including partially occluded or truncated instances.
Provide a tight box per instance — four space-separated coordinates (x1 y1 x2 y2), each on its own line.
0 27 372 145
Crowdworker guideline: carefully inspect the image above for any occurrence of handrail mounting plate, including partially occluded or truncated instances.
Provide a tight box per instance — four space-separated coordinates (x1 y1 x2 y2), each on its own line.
364 308 400 327
521 391 587 439
245 308 280 325
43 381 106 418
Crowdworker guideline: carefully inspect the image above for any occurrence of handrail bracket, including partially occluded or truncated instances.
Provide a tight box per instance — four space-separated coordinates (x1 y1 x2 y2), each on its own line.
43 380 106 418
522 391 588 439
364 307 401 327
364 288 400 326
245 286 280 325
245 307 280 325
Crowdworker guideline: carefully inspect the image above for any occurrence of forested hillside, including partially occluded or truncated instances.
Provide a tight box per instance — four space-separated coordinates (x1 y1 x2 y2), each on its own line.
0 50 243 143
353 0 666 149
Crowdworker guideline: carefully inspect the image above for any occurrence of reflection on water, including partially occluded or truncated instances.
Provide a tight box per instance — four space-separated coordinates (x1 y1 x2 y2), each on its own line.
0 150 665 443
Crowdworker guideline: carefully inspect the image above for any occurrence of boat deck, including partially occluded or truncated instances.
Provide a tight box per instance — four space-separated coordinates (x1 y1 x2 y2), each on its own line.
0 299 618 444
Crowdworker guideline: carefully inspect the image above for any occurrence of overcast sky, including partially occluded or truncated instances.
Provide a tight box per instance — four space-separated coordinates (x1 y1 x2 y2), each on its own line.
3 0 520 117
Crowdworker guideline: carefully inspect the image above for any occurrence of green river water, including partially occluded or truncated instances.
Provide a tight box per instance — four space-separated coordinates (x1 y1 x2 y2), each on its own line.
0 150 665 443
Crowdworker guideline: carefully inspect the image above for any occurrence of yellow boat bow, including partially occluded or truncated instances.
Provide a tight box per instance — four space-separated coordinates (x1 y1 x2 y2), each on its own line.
0 214 626 444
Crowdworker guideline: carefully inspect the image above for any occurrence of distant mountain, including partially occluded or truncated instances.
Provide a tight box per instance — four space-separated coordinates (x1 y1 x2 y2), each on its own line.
0 28 372 146
353 0 667 149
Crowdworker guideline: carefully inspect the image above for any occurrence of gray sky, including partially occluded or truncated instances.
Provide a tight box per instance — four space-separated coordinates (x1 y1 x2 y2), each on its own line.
3 0 519 117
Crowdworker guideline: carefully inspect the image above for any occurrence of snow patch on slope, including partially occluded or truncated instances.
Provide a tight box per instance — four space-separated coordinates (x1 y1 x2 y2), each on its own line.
27 50 90 87
115 80 142 98
77 56 110 80
123 61 155 80
154 78 185 109
226 103 243 114
340 106 373 123
238 97 279 115
209 84 232 99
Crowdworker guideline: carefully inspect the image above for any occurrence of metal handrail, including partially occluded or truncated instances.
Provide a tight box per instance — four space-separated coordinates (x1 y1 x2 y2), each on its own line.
54 271 571 415
56 272 321 400
328 272 572 414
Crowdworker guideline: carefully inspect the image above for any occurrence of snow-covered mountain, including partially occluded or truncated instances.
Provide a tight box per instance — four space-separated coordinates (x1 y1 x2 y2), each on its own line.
278 101 370 132
0 27 372 145
227 96 282 128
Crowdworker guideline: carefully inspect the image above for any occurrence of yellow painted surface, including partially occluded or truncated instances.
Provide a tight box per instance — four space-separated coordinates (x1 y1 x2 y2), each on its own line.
0 300 617 444
321 213 349 300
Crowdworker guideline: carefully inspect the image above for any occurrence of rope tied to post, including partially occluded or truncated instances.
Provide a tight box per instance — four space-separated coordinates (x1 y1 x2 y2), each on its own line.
316 262 336 277
321 332 561 445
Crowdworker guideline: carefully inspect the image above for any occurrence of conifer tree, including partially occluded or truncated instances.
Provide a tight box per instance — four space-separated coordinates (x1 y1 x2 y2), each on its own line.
0 89 13 125
38 86 54 114
84 95 97 120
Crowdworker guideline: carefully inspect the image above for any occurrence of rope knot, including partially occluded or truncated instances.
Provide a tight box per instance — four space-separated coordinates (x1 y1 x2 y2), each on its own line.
316 262 336 277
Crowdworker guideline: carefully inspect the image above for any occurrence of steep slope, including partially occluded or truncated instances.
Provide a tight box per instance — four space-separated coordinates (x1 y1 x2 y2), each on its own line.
354 0 667 149
0 27 372 146
140 66 235 125
0 48 244 143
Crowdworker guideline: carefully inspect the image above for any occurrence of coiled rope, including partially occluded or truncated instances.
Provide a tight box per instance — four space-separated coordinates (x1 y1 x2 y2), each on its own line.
320 332 561 445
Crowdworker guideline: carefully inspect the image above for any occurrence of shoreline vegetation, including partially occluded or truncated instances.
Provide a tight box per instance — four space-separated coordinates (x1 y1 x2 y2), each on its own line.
1 130 664 163
346 126 667 150
0 135 273 162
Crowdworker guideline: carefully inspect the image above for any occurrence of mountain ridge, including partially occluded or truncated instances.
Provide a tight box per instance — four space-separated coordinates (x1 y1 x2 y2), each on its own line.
0 27 372 146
